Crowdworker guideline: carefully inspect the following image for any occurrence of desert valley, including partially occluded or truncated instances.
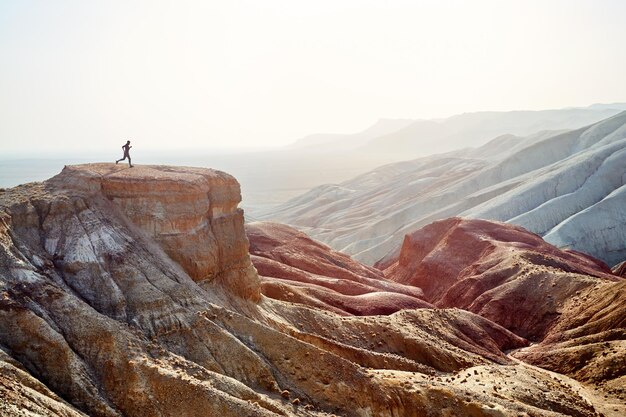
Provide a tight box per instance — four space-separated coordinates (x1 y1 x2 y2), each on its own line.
2 2 626 416
1 107 626 416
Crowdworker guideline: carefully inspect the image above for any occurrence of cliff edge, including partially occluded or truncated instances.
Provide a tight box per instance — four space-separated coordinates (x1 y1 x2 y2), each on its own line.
46 163 260 300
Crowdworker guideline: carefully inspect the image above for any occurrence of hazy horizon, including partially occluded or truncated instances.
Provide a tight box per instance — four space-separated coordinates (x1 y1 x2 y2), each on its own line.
2 103 626 211
2 0 626 153
1 102 625 158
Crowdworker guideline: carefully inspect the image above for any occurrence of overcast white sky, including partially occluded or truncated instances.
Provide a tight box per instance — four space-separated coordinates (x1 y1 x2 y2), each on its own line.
1 0 625 153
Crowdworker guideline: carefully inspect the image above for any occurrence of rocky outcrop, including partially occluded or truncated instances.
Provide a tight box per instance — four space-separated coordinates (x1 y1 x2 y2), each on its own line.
0 164 268 416
247 222 430 315
0 350 86 417
0 165 621 416
47 163 260 300
382 218 619 340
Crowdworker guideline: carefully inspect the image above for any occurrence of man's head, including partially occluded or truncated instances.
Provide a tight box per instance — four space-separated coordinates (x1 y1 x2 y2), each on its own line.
126 140 131 144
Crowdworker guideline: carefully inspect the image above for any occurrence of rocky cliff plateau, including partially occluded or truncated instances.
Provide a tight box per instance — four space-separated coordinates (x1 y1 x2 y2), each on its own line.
1 164 624 416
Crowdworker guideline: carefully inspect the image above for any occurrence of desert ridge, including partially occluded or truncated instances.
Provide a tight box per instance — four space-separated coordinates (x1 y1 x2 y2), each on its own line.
263 111 626 267
0 164 624 416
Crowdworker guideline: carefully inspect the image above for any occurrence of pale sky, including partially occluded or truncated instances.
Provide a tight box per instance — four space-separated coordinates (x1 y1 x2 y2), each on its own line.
1 0 625 153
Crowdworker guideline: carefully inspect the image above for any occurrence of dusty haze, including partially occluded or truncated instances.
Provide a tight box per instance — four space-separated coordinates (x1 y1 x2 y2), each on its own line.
1 0 626 153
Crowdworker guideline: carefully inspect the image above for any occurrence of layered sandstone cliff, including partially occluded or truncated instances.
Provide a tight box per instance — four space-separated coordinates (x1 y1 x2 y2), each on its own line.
47 163 259 300
1 164 623 416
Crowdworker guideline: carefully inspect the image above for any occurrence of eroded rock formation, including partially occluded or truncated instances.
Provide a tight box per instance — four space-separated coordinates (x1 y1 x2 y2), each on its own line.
380 217 626 411
262 111 626 266
0 164 623 416
247 221 430 315
513 279 626 401
381 217 618 340
612 260 626 277
47 163 259 299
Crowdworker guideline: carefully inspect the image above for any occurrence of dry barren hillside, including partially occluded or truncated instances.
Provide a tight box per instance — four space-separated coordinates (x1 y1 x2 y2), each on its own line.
2 164 624 416
262 111 626 267
247 221 431 315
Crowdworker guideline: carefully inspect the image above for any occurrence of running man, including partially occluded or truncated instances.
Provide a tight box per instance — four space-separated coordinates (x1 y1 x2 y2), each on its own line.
116 140 133 167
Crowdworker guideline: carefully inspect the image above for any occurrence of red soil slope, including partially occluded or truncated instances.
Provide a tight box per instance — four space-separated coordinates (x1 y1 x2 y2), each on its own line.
381 217 619 340
247 222 432 315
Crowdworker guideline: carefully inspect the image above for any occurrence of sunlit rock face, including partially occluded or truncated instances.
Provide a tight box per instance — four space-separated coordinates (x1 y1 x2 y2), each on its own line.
46 163 260 300
0 165 624 417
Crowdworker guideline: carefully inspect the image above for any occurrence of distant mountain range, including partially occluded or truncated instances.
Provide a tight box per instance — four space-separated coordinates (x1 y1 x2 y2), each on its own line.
286 118 415 151
261 109 626 267
288 103 626 159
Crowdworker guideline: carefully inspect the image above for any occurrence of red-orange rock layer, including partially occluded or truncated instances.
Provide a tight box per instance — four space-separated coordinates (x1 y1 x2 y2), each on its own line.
382 217 619 340
49 163 259 300
247 222 430 314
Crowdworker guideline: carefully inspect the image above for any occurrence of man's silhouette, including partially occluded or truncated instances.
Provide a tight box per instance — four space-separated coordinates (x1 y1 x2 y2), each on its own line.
116 140 133 167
